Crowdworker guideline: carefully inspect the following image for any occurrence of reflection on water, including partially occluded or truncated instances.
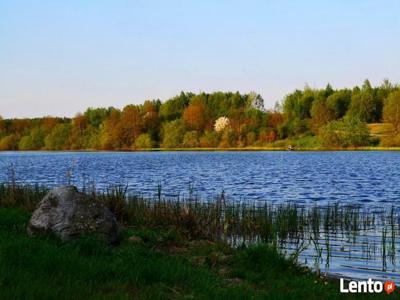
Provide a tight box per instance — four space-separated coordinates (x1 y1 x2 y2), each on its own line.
282 219 400 283
1 150 400 282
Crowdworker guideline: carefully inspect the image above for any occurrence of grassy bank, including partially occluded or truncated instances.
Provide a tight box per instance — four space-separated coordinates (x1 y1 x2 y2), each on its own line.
0 207 394 300
0 184 398 299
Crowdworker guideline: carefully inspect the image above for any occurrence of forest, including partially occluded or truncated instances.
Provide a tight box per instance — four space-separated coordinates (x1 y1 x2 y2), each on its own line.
1 79 400 151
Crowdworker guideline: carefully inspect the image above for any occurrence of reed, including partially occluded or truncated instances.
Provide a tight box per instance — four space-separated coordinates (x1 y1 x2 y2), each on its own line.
2 156 400 280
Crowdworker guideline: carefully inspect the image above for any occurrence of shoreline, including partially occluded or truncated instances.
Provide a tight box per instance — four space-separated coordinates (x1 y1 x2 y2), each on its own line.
2 146 400 153
0 185 397 298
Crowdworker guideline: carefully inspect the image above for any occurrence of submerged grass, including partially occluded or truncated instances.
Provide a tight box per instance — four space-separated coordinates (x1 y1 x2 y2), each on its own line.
0 183 398 250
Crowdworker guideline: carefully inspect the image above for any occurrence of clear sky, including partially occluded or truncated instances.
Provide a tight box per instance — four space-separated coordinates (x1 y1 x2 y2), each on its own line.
1 0 399 118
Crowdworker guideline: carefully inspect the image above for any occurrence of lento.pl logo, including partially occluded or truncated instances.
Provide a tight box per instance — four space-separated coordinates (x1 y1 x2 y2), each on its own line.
340 278 395 294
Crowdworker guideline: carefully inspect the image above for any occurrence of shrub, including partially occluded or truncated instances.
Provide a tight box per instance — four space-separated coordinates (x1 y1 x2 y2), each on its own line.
199 131 219 148
134 134 155 149
319 117 370 147
182 131 199 148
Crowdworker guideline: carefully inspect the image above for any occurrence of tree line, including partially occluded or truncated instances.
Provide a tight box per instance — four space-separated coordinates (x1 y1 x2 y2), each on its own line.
1 80 400 150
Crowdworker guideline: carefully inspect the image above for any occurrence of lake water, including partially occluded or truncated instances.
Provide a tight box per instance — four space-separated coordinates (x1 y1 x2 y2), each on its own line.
1 150 400 283
1 151 400 207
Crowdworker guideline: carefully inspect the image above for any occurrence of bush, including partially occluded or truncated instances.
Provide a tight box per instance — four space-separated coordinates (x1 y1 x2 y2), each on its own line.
134 133 155 149
319 117 370 148
182 131 199 148
199 131 219 148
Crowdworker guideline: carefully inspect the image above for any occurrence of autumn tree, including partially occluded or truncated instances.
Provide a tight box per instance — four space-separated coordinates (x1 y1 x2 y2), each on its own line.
199 131 219 147
0 135 19 150
183 100 209 132
100 109 123 150
120 105 143 148
267 111 284 129
69 113 88 149
142 100 160 135
41 117 61 135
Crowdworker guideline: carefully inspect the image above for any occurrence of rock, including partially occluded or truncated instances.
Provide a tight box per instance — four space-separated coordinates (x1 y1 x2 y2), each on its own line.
27 185 119 244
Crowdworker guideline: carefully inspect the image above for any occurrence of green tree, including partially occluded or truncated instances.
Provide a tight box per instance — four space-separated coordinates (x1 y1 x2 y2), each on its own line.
310 96 333 134
326 90 351 119
347 80 380 123
383 90 400 134
161 120 186 148
45 124 71 150
159 92 191 121
84 108 110 129
19 128 45 150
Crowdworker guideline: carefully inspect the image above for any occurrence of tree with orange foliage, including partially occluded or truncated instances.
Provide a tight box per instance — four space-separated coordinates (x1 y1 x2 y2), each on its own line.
69 113 88 149
142 101 160 133
101 109 123 150
267 112 284 129
41 117 61 134
183 101 209 132
259 129 277 144
120 105 143 148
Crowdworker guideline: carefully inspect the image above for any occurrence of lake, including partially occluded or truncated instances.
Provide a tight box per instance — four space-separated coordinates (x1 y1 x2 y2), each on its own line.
0 151 400 207
1 150 400 283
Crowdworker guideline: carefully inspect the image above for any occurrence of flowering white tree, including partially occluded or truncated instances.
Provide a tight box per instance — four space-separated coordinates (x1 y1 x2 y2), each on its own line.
214 116 230 132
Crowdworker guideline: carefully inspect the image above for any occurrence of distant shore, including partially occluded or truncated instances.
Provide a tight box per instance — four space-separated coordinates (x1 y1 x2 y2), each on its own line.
2 146 400 152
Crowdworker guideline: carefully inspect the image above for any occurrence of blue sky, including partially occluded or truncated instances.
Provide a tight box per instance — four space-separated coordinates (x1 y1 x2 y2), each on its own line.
1 0 399 118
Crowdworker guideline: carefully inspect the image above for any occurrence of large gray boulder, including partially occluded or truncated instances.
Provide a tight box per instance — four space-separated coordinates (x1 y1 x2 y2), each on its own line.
27 186 119 243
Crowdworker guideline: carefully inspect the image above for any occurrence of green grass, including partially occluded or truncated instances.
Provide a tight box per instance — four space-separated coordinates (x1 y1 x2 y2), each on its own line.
0 208 397 300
